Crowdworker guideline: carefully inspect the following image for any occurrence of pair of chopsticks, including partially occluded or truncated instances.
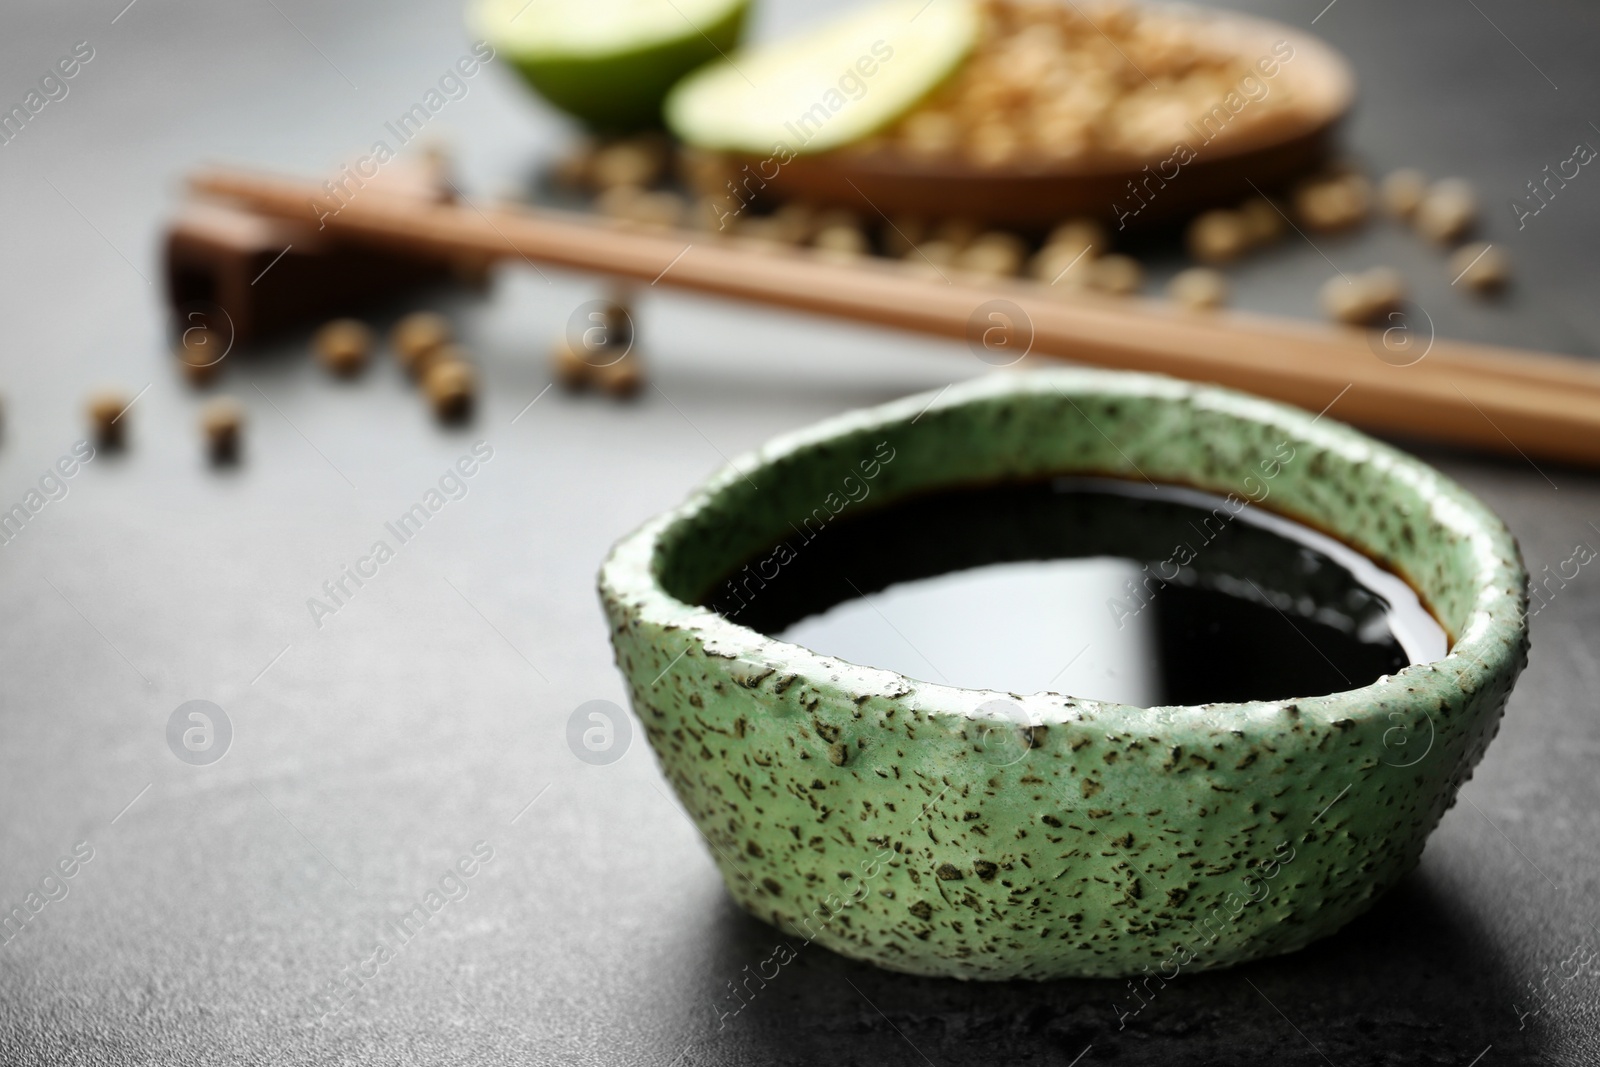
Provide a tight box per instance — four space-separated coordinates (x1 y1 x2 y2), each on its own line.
190 166 1600 468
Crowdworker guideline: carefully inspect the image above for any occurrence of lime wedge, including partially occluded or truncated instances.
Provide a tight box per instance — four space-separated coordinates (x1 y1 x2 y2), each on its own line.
666 0 979 156
473 0 751 132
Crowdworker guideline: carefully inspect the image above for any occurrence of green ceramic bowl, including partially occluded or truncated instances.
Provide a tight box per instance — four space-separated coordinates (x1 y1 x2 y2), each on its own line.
599 370 1528 980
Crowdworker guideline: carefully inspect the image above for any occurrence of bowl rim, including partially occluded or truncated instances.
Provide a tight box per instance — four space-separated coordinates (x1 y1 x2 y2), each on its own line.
599 370 1528 733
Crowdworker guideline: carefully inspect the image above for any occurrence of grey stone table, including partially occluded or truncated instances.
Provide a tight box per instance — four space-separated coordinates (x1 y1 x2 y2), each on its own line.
1 0 1597 1063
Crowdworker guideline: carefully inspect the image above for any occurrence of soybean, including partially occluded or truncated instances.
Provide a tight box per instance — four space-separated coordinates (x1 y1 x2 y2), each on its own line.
200 397 244 463
423 355 476 422
314 319 373 378
87 389 130 449
391 312 451 377
1168 267 1229 310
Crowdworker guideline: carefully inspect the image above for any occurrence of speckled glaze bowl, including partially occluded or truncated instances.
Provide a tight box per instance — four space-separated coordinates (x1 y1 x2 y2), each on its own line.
599 370 1528 980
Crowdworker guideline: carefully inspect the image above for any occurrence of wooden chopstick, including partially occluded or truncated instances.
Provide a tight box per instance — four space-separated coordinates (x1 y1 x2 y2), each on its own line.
190 165 1600 467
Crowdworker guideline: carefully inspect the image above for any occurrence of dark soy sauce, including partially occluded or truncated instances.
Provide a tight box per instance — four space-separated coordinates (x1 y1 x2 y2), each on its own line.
702 478 1447 706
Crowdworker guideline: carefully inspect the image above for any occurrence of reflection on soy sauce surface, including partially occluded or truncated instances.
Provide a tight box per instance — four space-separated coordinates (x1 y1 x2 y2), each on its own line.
709 478 1447 706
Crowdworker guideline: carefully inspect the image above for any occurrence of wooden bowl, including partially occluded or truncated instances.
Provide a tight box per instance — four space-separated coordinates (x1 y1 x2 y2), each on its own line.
750 8 1355 230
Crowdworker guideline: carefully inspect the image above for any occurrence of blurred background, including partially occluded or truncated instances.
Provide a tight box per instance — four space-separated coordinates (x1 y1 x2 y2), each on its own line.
1 0 1598 1064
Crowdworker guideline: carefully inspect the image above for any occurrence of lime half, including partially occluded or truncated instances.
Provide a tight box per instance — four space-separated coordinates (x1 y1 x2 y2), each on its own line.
666 0 979 157
474 0 751 132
